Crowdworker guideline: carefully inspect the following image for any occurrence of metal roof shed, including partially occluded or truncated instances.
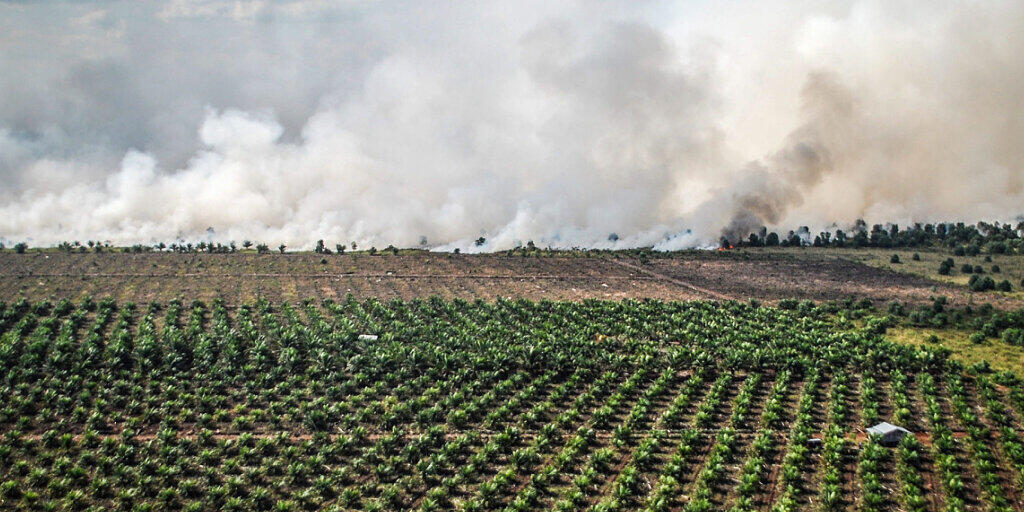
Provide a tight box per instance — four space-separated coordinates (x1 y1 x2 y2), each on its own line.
866 422 911 446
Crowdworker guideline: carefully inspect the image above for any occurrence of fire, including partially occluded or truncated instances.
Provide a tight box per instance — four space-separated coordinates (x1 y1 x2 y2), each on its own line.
717 245 734 251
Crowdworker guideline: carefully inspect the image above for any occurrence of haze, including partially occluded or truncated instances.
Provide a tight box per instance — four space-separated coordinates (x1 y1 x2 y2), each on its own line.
1 0 1022 250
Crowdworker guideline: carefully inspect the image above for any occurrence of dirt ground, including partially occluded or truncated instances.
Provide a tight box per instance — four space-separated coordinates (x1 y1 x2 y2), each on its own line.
0 249 1016 306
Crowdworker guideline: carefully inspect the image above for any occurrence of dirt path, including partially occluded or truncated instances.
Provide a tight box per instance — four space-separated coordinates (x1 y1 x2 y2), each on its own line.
610 258 732 300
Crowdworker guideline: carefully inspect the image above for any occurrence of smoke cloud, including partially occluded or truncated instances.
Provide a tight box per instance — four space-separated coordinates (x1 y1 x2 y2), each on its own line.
1 0 1022 250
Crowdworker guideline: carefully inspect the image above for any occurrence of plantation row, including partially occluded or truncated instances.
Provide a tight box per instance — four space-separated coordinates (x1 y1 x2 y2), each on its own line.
2 297 1024 511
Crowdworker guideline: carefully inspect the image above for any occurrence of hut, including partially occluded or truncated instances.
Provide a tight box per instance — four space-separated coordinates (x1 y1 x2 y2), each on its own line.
866 422 911 446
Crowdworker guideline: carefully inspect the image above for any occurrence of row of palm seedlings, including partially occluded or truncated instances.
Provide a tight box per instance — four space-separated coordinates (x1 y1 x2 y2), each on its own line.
974 375 1024 487
452 368 633 511
889 370 931 512
944 373 1015 512
522 366 664 511
768 370 823 512
820 371 851 511
0 295 1019 511
676 373 762 512
728 370 794 512
638 373 733 512
917 373 970 512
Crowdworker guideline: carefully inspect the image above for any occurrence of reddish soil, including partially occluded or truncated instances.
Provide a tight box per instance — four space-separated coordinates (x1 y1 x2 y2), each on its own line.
0 250 1013 306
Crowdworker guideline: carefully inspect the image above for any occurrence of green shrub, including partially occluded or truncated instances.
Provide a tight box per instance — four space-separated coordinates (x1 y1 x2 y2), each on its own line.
1002 328 1024 346
970 276 995 292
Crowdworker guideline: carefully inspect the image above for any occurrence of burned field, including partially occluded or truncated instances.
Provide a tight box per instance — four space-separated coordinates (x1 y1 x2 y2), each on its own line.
0 250 984 306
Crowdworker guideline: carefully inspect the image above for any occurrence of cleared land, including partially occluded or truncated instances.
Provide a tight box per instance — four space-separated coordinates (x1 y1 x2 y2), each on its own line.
759 246 1024 301
0 250 1010 307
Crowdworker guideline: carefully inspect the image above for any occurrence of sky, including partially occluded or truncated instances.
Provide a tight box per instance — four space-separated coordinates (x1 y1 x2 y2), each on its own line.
1 0 1023 250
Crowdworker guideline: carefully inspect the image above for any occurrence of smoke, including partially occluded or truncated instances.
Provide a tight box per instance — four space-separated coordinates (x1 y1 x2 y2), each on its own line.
1 0 1023 250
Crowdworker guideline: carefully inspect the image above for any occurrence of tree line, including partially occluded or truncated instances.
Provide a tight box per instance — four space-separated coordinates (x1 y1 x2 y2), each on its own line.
732 220 1024 253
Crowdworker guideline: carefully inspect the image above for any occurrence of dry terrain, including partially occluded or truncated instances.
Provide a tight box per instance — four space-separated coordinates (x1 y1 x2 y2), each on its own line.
1 249 1015 307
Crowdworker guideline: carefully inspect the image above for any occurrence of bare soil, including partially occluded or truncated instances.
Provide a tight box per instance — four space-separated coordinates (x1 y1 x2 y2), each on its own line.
0 250 1016 306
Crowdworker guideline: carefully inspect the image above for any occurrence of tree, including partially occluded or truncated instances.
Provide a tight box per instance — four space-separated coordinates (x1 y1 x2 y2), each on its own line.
608 233 619 242
278 244 286 254
765 232 780 246
315 240 325 254
336 244 346 254
474 237 486 247
256 244 269 254
14 242 28 254
243 240 253 250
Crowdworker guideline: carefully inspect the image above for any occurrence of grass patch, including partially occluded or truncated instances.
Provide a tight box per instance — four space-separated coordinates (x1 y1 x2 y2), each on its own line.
887 326 1024 375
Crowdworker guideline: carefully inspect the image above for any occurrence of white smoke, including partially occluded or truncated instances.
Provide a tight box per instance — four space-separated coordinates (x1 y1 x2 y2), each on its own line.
1 0 1022 250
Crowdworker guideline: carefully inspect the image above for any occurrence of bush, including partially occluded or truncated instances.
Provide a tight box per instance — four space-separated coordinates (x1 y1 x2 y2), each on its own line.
938 260 953 275
997 280 1012 292
890 254 901 264
911 253 921 261
1003 328 1024 346
887 301 905 316
970 276 996 292
991 265 1000 273
954 246 966 256
974 265 984 274
961 264 973 273
13 242 28 254
969 332 987 344
984 255 993 262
